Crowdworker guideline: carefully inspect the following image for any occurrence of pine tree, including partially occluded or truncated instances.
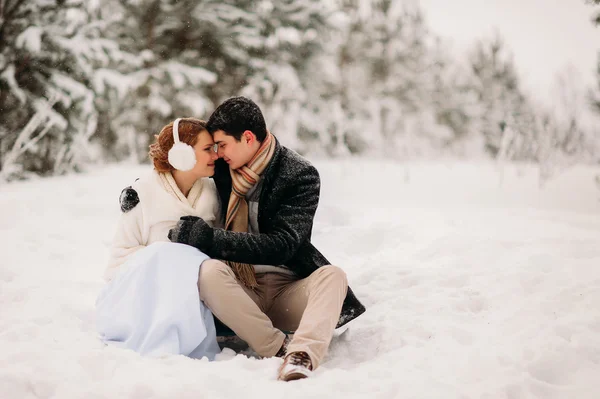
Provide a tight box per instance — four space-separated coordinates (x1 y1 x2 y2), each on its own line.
466 34 535 159
239 0 329 150
97 0 328 159
589 53 600 121
583 0 600 199
0 0 124 180
297 0 445 157
92 0 218 162
586 0 600 26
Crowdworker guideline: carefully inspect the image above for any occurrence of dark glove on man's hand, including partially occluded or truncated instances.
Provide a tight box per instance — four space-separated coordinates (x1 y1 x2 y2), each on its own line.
168 216 214 252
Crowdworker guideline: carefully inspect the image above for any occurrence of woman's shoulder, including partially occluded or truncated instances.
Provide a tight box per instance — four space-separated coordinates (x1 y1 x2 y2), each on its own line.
129 170 165 204
130 169 153 191
119 170 164 213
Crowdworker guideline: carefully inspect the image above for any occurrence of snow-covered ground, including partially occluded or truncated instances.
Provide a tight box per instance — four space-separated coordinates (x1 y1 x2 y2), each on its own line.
1 160 599 399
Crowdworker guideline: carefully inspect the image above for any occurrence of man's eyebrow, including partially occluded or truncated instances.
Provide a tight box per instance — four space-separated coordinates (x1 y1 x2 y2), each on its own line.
214 140 223 144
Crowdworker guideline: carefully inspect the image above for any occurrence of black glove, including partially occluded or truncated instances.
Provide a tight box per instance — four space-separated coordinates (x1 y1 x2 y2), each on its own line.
119 186 139 213
168 216 214 252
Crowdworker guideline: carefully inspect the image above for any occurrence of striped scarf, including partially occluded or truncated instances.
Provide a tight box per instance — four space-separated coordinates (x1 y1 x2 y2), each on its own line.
225 131 276 288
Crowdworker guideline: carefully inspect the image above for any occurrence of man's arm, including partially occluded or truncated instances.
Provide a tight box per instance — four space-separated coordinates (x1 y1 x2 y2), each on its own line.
204 165 320 266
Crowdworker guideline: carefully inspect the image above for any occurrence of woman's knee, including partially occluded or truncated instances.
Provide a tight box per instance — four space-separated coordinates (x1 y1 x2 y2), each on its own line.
198 259 235 288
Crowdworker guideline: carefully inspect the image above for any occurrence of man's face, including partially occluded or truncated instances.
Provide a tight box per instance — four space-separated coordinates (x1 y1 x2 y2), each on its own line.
213 130 257 170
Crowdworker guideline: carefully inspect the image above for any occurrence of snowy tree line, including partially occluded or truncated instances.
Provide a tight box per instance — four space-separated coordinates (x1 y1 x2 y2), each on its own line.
0 0 598 181
586 0 600 195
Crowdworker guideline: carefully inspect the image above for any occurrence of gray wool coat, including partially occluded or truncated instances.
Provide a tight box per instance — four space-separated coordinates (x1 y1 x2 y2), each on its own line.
209 138 366 329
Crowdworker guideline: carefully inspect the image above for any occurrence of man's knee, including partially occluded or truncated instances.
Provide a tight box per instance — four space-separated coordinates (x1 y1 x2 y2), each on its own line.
316 265 348 289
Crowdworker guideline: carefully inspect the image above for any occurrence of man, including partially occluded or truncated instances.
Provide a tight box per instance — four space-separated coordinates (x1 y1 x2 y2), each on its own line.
120 97 365 381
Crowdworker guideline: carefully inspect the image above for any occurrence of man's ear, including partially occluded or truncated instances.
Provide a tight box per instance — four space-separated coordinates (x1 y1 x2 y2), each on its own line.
242 130 255 144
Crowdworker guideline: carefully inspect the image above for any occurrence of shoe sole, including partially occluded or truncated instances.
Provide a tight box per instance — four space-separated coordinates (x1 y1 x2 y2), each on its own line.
280 371 309 382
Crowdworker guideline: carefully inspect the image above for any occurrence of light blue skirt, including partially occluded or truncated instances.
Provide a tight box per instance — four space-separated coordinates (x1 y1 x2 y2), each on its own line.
96 242 220 360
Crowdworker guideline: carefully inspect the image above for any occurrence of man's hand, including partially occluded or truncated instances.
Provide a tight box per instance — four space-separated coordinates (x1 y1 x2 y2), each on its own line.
168 216 214 252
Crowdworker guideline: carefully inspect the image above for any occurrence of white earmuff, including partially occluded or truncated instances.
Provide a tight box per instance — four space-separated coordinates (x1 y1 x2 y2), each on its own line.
167 118 196 171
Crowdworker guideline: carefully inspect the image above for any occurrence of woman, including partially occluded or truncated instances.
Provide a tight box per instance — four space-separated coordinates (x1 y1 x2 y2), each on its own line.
96 118 221 360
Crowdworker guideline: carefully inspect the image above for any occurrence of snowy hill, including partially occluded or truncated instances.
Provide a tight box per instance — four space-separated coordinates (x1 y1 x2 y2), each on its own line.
1 160 599 399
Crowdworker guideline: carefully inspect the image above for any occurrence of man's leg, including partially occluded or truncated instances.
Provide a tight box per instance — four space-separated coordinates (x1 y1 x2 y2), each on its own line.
198 260 286 357
268 265 348 370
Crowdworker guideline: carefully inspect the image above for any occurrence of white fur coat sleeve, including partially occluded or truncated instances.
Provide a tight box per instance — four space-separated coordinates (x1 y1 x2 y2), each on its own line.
105 201 146 281
104 172 219 281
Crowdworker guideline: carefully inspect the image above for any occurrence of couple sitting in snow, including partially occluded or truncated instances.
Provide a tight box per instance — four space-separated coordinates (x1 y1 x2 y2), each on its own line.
96 96 365 381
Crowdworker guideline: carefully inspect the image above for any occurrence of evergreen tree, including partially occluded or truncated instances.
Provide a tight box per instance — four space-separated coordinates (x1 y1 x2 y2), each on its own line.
589 53 600 120
93 0 217 161
299 0 453 157
97 0 326 158
586 0 600 26
466 34 535 159
0 0 122 179
585 0 600 197
239 0 328 150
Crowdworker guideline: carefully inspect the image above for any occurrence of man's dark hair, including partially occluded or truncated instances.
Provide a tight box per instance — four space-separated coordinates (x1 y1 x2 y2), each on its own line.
206 96 267 142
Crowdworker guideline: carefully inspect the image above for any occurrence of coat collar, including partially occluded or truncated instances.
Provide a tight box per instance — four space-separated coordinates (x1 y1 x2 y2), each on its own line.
158 171 204 208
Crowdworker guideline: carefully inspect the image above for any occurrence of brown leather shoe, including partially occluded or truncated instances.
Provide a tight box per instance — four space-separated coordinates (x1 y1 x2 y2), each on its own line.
278 351 313 381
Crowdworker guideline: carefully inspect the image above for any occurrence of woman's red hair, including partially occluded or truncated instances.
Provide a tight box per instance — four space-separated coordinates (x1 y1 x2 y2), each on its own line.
148 118 208 173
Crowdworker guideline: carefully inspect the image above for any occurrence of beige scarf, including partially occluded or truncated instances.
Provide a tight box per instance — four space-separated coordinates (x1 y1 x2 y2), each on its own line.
225 132 276 288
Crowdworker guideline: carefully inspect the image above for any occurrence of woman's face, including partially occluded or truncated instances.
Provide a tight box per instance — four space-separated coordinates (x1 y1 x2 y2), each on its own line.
189 131 218 177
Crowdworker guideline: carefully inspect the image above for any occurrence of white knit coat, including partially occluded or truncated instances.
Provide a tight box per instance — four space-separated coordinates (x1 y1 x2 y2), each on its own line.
105 170 219 281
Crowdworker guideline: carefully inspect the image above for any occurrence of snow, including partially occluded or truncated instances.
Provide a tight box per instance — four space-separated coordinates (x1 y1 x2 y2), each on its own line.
51 72 91 101
15 27 43 54
93 69 131 100
0 65 27 104
164 62 217 89
174 93 212 119
1 160 599 398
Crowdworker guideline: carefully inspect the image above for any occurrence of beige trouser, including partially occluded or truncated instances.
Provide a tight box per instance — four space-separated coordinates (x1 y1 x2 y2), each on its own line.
198 260 348 369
